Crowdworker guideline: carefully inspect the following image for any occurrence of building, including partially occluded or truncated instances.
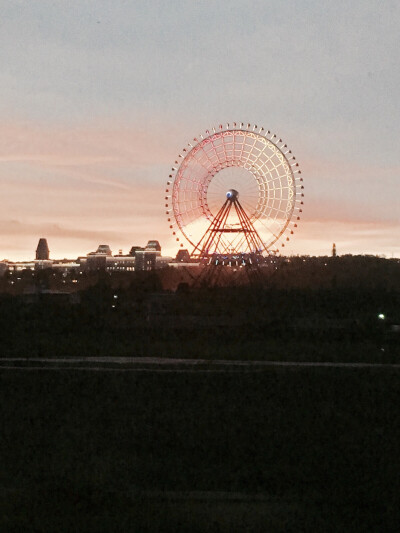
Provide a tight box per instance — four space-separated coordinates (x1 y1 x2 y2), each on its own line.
84 244 113 270
88 244 112 256
0 262 8 276
82 245 136 271
168 249 200 268
35 260 53 270
156 255 173 268
175 249 191 262
135 250 157 271
105 255 135 272
135 240 164 271
145 240 161 255
52 261 81 273
1 239 177 275
6 261 36 272
129 245 144 257
36 238 50 260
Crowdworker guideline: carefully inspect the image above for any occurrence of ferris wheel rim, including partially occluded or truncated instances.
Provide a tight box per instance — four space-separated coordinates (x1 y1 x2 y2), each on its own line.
166 124 303 254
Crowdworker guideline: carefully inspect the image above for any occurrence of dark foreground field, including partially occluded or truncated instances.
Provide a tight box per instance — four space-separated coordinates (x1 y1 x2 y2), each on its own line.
1 366 399 532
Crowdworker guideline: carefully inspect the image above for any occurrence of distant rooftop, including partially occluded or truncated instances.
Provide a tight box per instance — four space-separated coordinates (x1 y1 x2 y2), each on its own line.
146 240 161 252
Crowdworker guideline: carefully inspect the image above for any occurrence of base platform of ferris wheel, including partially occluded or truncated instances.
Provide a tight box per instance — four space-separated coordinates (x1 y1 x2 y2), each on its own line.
188 254 279 288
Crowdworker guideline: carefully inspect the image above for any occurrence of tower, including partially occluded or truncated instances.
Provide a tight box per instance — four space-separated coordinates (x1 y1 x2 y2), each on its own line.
36 238 50 260
332 243 337 257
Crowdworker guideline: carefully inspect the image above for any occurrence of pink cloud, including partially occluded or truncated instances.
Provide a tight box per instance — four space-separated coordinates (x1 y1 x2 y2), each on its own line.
0 120 179 167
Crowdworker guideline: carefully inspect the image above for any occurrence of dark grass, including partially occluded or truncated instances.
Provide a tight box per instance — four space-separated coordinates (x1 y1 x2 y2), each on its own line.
1 336 396 363
1 367 400 531
1 283 399 365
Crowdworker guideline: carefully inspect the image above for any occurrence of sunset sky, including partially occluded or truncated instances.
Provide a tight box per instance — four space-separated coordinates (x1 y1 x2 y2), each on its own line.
1 1 399 260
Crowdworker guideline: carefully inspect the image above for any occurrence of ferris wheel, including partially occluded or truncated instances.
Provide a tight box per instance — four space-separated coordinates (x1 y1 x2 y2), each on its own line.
165 123 303 260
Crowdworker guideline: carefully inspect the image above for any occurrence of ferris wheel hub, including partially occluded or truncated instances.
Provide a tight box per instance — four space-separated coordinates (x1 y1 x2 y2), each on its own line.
226 189 239 201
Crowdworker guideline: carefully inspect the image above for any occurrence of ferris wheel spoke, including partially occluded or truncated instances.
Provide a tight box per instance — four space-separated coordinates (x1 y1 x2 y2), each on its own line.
253 215 283 240
240 200 256 217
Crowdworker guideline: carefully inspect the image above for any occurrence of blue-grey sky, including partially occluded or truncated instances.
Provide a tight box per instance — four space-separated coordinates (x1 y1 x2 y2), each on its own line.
1 0 399 259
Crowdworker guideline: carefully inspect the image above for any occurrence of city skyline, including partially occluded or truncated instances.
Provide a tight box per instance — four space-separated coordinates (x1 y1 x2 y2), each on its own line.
2 234 394 264
1 1 399 260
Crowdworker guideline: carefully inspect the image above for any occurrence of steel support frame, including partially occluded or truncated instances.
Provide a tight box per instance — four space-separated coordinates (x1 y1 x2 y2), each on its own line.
191 197 266 260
